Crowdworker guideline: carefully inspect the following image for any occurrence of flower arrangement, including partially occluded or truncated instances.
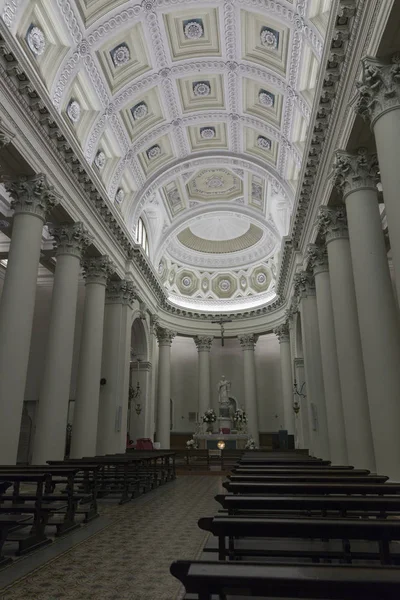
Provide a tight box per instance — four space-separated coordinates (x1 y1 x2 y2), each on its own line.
202 409 217 424
186 438 198 449
245 437 257 450
234 409 247 423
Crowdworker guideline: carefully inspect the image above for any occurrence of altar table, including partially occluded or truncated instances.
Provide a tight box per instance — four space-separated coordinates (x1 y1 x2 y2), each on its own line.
194 434 249 450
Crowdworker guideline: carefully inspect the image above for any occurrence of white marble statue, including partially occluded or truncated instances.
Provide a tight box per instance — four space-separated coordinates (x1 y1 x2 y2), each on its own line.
217 375 231 406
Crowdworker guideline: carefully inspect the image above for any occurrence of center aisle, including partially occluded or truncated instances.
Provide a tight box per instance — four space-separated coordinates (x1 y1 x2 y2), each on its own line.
1 476 223 600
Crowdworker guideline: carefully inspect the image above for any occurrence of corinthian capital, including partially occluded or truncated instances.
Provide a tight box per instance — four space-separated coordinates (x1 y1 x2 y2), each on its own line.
273 322 289 343
307 244 328 275
82 256 115 285
355 53 400 125
155 325 176 347
52 222 92 259
4 173 60 222
293 271 315 298
194 335 214 352
238 333 258 351
333 148 379 198
316 206 348 243
106 280 137 305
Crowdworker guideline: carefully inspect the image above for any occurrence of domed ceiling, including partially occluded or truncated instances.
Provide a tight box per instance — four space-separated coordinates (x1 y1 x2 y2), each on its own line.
6 0 333 312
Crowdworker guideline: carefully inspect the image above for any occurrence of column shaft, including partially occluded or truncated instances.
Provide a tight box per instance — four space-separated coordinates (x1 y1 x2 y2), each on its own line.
298 289 330 460
238 335 259 446
70 258 112 458
274 324 294 435
345 185 400 478
33 223 91 464
0 174 58 464
195 336 213 417
309 248 348 466
156 327 176 449
318 207 376 471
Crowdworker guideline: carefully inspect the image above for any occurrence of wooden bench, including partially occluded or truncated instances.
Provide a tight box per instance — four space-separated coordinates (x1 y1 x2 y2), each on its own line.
0 473 67 554
215 493 400 517
0 515 32 567
199 515 400 563
171 560 400 599
228 474 388 484
223 481 400 495
232 466 368 475
238 457 331 466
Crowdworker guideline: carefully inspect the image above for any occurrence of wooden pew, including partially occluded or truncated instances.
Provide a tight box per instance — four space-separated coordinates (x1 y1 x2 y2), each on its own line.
0 515 32 567
233 467 368 475
171 560 400 599
0 473 66 554
215 493 400 517
228 474 388 483
199 515 400 563
223 481 400 495
238 457 331 466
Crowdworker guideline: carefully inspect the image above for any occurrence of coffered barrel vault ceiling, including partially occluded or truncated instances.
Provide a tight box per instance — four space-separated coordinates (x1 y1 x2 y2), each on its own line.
3 0 332 312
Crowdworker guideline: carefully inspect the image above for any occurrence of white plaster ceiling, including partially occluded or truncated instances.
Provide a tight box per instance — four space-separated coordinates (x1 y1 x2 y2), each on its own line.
5 0 333 311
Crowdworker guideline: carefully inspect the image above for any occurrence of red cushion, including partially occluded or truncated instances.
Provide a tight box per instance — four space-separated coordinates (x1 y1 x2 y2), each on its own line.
221 428 230 434
136 438 154 450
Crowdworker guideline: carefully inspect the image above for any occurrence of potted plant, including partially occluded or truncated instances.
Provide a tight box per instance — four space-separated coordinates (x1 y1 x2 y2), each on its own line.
202 409 217 434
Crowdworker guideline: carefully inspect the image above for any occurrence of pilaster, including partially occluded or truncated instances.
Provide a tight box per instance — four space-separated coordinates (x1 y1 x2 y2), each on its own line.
106 280 137 306
273 322 290 343
293 271 316 298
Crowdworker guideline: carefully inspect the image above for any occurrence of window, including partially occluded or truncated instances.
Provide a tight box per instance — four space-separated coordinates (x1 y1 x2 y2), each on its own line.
136 217 149 256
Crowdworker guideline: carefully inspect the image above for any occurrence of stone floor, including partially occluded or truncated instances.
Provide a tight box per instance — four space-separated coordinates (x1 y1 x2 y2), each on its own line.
0 476 223 600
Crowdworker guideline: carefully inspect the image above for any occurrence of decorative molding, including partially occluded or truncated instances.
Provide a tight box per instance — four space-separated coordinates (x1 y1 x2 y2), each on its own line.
4 173 60 222
306 243 328 275
355 53 400 127
273 322 290 343
317 206 349 244
238 333 258 350
194 335 214 352
105 280 137 306
155 325 176 346
82 255 115 285
333 147 379 198
51 222 92 259
293 271 315 298
0 116 14 147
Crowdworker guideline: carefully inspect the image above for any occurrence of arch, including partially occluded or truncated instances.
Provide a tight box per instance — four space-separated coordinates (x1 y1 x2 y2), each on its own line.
131 315 149 362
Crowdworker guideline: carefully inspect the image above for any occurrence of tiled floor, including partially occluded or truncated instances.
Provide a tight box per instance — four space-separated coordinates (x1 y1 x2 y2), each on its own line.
0 476 223 600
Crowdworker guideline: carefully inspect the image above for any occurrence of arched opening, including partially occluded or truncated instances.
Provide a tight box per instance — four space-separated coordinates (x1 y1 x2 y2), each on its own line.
136 217 149 257
129 317 150 444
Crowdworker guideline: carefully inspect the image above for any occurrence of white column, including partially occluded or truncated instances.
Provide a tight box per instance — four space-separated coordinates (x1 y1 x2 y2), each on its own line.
97 281 136 455
294 357 308 450
356 54 400 300
194 336 213 417
318 207 376 472
129 361 151 441
334 148 400 479
294 272 330 460
273 323 295 435
155 327 176 449
238 334 259 446
32 223 91 464
308 245 348 466
0 175 59 464
69 257 114 459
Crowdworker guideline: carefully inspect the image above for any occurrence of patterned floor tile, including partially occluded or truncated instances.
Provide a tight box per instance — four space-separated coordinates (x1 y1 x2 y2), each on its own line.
0 476 223 600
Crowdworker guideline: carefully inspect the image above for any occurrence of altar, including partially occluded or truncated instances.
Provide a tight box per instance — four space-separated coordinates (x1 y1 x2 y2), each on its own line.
194 433 250 450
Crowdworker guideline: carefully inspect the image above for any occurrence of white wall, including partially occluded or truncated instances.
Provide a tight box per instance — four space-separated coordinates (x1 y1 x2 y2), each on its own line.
170 333 283 433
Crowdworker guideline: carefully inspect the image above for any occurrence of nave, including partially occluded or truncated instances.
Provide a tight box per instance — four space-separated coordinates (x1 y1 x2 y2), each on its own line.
0 476 222 600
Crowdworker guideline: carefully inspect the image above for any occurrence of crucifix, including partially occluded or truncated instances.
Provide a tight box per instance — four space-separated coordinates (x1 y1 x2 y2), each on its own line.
211 318 232 347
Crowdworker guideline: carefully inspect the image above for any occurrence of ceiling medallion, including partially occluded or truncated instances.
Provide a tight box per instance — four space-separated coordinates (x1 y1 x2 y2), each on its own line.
206 175 224 189
111 43 130 67
67 100 81 124
257 135 271 151
115 188 125 204
26 25 46 56
94 150 106 170
219 279 231 292
256 272 267 284
200 127 216 140
131 102 148 120
193 81 211 97
182 276 192 288
260 27 278 49
183 20 204 40
259 90 274 108
146 144 162 160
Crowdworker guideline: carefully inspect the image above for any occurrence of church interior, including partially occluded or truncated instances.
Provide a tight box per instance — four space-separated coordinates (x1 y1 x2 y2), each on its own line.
1 0 400 598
